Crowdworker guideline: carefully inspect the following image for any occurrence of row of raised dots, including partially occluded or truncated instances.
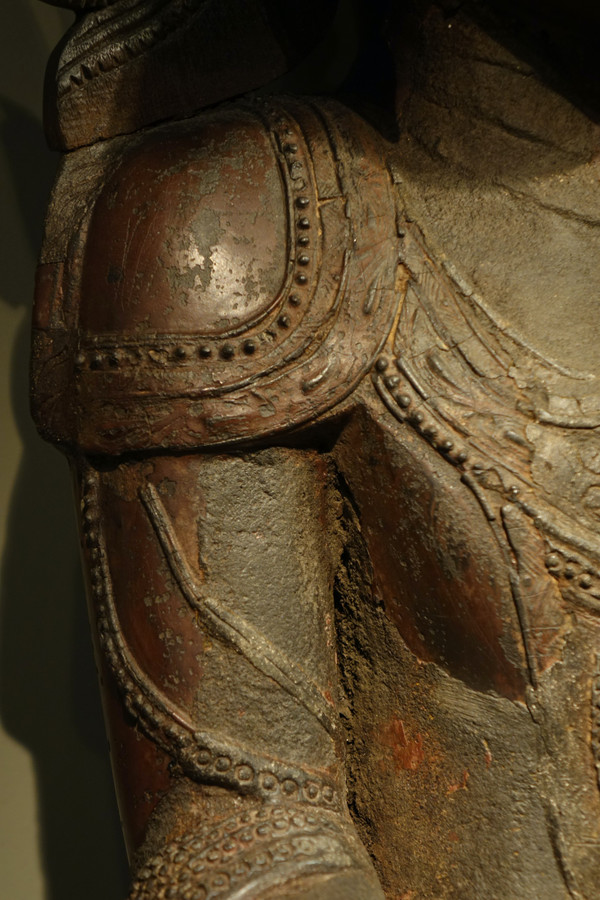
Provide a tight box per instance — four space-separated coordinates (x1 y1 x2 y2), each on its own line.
375 356 469 466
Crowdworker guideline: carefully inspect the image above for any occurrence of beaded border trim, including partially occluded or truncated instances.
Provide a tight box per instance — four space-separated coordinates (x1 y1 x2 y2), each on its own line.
80 467 340 810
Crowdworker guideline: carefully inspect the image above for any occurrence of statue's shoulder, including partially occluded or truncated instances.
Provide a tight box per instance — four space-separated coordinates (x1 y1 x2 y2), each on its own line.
372 216 600 599
32 98 401 453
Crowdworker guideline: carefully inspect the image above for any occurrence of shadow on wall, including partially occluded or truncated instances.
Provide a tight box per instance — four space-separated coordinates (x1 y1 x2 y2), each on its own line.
0 4 129 899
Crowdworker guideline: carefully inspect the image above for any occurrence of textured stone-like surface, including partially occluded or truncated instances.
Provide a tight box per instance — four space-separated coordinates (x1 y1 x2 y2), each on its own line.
31 2 600 896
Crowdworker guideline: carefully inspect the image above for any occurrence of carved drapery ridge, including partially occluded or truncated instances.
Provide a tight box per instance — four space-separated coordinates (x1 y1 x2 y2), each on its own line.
372 217 600 623
139 482 338 739
80 466 341 810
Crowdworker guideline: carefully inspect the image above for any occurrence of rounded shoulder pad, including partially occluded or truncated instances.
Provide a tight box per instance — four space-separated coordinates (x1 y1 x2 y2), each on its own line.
80 107 289 337
32 97 401 453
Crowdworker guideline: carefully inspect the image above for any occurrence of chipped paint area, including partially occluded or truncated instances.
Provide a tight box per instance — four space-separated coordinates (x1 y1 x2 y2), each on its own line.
380 717 426 772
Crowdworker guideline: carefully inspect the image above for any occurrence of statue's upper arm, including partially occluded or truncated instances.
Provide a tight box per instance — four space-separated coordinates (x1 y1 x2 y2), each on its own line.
32 98 401 454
